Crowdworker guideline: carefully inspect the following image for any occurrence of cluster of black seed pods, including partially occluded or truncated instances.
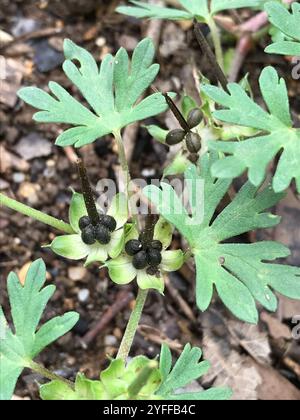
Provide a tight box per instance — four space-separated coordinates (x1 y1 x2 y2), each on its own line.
125 237 163 275
166 107 203 155
79 214 117 245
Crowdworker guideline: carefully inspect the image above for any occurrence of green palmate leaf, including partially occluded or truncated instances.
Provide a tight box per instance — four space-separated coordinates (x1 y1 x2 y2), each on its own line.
265 1 300 56
144 153 300 323
0 259 79 400
202 66 300 192
157 344 232 400
18 38 172 148
117 0 263 23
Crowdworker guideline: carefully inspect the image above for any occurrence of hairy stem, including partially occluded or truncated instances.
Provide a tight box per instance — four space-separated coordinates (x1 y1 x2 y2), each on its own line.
208 17 224 71
117 288 148 362
28 361 75 389
0 193 74 234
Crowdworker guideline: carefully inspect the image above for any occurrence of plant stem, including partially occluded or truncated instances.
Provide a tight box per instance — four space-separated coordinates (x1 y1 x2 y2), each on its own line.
0 193 74 234
28 361 75 389
113 130 140 227
113 130 131 198
208 17 224 70
117 288 148 361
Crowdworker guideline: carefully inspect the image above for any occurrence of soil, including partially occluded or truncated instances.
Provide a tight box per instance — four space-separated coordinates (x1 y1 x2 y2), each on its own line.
0 0 299 400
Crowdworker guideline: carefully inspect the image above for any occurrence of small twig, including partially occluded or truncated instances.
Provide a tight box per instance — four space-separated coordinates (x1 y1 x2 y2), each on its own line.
229 35 252 82
64 146 78 164
164 275 196 322
82 290 134 347
230 0 294 82
138 324 182 354
193 20 229 93
77 159 100 226
0 27 64 52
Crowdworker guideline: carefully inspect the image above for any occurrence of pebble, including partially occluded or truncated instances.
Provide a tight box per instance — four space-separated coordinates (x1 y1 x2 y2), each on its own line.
78 288 90 303
33 39 64 73
68 266 88 281
95 36 106 48
11 18 40 37
14 133 52 160
12 172 25 183
104 334 118 347
0 178 9 190
18 182 40 205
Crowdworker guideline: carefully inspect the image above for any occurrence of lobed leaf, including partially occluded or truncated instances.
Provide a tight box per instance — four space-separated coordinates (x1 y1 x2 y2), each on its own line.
202 66 300 192
117 0 263 22
18 38 172 148
157 343 232 400
144 153 300 323
0 259 79 400
265 1 300 56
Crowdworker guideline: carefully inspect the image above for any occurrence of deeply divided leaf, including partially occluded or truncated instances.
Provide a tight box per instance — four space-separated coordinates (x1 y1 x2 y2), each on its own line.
117 0 263 22
202 66 300 192
265 1 300 56
0 259 79 400
144 153 300 323
18 38 172 148
157 343 232 400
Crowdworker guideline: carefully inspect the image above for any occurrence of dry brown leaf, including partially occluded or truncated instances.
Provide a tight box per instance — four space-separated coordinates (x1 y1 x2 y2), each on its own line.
0 145 30 173
261 312 291 340
256 363 300 400
275 190 300 266
202 332 262 400
0 56 26 108
228 320 272 365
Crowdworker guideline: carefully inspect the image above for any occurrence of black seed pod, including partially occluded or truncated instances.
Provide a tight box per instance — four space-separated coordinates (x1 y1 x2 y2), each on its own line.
94 224 111 244
101 215 117 232
150 240 163 251
187 108 203 129
186 132 201 154
125 240 143 256
79 215 91 230
166 129 186 146
147 266 159 276
81 225 96 245
147 249 162 266
132 251 148 270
